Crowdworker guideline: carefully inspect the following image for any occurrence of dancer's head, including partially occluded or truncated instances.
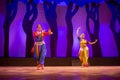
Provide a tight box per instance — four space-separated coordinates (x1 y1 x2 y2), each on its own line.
80 33 85 39
37 24 42 31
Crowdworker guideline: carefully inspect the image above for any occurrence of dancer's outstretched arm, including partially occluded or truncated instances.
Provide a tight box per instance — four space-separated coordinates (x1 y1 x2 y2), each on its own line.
88 39 97 44
43 29 53 36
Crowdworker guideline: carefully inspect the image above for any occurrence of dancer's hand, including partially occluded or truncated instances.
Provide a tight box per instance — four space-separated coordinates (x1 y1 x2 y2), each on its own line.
95 39 98 43
89 39 98 44
76 27 80 37
48 29 53 34
77 27 80 30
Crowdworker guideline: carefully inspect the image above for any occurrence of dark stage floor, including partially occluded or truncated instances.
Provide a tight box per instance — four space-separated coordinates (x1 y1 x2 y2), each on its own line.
0 66 120 80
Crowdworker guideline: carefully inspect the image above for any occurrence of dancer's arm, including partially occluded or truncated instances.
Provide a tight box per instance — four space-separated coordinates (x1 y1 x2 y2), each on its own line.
43 29 53 36
48 29 53 35
76 27 80 37
88 39 97 44
76 27 81 41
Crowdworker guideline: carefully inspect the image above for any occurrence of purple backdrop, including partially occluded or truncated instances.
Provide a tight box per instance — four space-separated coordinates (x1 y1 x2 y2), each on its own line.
0 1 119 57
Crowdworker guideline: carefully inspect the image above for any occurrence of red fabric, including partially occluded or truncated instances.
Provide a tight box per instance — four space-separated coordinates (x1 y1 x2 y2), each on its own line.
33 31 50 37
43 32 50 36
30 47 34 54
33 32 38 38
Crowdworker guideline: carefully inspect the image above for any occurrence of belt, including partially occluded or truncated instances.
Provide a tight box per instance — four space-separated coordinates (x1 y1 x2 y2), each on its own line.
35 41 45 56
35 41 45 45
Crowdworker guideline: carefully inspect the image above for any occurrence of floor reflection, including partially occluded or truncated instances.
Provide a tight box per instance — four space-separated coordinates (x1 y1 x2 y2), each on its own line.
0 66 120 80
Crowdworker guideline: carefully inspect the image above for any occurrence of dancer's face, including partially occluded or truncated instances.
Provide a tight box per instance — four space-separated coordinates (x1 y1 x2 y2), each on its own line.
81 33 85 39
37 24 42 31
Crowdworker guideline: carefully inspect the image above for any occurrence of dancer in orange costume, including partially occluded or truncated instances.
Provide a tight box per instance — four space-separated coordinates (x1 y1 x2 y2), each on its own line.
76 27 97 67
33 24 53 70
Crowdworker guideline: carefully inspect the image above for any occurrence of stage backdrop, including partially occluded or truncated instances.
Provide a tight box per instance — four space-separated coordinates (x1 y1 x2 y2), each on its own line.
0 0 119 58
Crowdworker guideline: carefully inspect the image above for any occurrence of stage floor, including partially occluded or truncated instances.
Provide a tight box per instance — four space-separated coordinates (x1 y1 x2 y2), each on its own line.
0 66 120 80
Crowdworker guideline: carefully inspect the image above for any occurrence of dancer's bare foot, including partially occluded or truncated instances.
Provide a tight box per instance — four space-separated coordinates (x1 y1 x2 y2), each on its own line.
41 65 44 70
82 64 89 67
37 61 39 65
37 64 41 70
